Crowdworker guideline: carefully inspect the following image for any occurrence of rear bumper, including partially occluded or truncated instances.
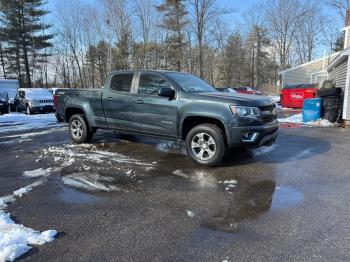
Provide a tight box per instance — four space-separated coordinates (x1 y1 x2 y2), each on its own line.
227 120 279 148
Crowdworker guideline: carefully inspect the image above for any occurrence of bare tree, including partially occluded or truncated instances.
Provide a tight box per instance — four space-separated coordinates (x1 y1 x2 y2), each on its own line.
323 0 350 20
189 0 226 78
101 0 131 70
134 0 154 69
264 0 310 69
294 1 322 63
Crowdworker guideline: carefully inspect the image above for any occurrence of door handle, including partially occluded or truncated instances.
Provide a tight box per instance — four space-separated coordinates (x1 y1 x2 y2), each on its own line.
107 97 113 100
134 99 144 104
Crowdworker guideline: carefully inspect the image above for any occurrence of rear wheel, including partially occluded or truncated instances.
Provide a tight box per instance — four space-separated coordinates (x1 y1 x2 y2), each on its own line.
68 114 93 143
185 124 226 166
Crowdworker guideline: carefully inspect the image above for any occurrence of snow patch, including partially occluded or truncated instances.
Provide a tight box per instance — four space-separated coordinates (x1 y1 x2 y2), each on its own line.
0 113 64 135
23 168 53 178
0 181 56 262
187 210 194 218
223 180 237 184
278 113 337 127
173 170 189 179
62 173 118 192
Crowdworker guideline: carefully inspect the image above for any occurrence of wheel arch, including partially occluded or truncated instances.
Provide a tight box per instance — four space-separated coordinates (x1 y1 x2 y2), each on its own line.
181 115 227 143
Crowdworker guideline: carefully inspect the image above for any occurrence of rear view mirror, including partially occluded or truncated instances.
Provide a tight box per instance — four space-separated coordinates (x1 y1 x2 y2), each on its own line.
158 87 175 99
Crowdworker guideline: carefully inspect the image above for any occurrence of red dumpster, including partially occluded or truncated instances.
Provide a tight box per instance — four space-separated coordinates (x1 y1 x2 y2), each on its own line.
280 84 318 108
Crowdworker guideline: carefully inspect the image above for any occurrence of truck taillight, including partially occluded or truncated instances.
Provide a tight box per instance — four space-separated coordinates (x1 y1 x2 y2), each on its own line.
53 95 57 110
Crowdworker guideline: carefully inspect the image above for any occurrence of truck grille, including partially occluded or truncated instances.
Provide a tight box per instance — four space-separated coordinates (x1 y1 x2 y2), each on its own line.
39 100 53 103
259 105 277 123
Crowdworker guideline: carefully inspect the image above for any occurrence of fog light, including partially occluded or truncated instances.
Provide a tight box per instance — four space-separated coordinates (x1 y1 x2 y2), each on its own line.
241 132 259 142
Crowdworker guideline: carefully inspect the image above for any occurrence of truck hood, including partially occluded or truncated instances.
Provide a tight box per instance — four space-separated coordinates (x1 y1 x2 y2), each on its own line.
197 92 274 107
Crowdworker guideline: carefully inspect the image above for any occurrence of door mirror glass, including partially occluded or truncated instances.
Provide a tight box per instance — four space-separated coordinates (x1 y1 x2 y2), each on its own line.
158 87 175 98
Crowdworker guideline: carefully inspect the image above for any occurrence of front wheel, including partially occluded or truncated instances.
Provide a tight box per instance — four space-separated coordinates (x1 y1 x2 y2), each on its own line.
68 114 93 143
185 124 226 166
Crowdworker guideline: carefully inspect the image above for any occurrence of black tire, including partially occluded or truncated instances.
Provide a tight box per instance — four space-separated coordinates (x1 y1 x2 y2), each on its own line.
68 114 93 143
323 107 339 123
323 96 341 108
185 124 226 166
317 88 342 98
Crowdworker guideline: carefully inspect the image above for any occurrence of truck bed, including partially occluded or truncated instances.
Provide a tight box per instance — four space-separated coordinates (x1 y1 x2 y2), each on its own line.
55 88 107 127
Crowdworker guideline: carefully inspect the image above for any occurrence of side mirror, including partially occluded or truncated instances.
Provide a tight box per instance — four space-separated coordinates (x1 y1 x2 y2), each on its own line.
158 87 175 99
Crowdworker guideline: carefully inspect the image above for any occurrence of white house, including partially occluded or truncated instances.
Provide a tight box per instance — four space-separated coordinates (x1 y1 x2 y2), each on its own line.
278 53 339 88
326 10 350 125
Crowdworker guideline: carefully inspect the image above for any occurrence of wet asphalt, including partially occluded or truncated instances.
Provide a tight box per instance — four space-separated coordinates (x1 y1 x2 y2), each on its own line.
1 123 350 262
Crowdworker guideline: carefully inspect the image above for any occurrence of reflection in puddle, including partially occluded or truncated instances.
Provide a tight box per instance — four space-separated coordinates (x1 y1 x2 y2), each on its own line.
203 180 275 233
156 141 185 154
57 185 101 204
271 186 303 210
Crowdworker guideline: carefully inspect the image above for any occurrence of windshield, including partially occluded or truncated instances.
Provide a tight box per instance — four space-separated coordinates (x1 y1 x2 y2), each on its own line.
166 72 216 93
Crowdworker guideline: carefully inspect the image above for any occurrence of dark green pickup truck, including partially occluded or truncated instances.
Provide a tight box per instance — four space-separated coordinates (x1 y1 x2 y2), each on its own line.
55 70 278 166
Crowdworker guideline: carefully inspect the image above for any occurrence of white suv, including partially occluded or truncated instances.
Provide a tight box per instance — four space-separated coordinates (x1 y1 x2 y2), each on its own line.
15 88 54 115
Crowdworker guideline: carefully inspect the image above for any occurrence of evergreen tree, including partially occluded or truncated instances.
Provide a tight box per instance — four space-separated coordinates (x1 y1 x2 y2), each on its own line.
219 32 249 87
0 0 53 88
246 26 274 89
157 0 188 71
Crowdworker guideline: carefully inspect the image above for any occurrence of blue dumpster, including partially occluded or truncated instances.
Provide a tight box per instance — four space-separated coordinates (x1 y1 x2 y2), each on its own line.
302 98 322 122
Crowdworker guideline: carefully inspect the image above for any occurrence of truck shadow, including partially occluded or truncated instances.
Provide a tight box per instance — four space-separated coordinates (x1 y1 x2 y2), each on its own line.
223 133 331 166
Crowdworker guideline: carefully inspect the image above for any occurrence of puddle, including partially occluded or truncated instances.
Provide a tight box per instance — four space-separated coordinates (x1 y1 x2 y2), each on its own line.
271 186 303 210
202 180 275 233
156 141 185 154
57 185 101 205
187 227 238 249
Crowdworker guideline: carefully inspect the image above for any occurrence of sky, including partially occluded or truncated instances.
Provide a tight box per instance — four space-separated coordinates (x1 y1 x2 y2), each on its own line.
45 0 343 58
47 0 260 18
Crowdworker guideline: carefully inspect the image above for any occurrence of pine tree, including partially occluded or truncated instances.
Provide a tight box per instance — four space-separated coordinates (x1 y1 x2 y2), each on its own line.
219 32 249 87
246 26 274 89
0 0 53 88
157 0 188 71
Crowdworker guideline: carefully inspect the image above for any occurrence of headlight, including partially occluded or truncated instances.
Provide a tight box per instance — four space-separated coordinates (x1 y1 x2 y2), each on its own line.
230 106 260 117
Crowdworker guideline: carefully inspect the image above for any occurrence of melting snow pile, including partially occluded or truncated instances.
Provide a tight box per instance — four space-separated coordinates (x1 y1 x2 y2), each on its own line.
37 144 155 191
0 181 56 262
278 113 336 127
62 173 118 191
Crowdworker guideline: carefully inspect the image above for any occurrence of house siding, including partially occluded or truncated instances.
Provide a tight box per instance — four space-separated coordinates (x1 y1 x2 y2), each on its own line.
329 58 348 90
281 54 337 87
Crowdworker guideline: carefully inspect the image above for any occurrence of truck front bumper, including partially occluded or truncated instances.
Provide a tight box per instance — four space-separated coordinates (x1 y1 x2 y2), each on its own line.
227 120 279 148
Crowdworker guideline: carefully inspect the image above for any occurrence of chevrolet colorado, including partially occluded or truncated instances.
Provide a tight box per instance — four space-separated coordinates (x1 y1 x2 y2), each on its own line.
55 70 278 166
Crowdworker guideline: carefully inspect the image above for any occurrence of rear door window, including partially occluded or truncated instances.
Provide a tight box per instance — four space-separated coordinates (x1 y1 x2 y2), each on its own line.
110 73 134 93
138 73 169 96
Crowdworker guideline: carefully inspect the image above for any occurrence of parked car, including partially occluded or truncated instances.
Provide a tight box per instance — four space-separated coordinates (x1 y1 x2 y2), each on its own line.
0 91 9 115
215 87 237 93
15 88 54 115
55 70 278 166
232 86 262 95
0 79 19 112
